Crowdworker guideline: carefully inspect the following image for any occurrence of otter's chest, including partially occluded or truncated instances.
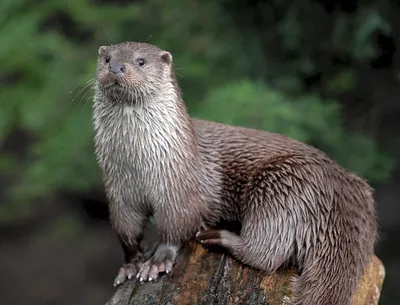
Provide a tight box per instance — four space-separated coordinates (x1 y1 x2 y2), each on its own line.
93 105 180 191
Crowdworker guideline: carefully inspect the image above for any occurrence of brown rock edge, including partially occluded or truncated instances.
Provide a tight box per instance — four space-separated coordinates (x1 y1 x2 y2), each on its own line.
105 240 385 305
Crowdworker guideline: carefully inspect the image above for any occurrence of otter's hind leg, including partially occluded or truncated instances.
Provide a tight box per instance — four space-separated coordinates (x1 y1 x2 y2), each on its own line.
196 213 295 274
196 156 300 273
198 155 320 274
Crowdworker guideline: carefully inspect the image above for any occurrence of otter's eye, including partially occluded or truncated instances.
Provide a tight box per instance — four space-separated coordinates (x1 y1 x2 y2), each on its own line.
136 58 146 67
105 56 111 63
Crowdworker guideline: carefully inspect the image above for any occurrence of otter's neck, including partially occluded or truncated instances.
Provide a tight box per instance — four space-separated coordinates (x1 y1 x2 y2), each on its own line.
93 83 199 172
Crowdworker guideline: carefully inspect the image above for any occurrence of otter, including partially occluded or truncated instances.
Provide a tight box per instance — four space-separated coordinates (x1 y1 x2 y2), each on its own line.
92 41 377 305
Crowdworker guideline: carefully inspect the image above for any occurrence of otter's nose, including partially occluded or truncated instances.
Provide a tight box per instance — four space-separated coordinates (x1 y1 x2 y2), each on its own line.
109 62 125 74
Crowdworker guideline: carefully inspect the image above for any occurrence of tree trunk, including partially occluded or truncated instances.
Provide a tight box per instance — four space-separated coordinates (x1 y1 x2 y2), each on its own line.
105 240 385 305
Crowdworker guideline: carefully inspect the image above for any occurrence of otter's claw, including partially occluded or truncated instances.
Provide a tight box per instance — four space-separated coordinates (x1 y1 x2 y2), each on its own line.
136 243 179 282
136 259 174 282
113 262 143 287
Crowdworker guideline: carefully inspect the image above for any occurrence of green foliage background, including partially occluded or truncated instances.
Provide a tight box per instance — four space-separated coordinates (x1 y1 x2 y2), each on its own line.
2 1 400 304
0 0 397 223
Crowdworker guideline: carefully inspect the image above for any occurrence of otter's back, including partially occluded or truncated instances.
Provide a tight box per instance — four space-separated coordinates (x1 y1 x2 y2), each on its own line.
193 118 327 164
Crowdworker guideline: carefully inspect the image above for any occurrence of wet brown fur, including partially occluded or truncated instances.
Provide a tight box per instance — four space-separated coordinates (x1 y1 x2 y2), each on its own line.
92 41 377 305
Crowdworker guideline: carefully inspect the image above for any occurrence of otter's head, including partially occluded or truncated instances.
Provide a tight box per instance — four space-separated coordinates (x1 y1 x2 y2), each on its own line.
96 42 175 104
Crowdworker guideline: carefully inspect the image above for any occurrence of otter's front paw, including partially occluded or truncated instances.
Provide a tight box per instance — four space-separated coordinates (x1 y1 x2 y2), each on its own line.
136 244 179 282
113 253 144 287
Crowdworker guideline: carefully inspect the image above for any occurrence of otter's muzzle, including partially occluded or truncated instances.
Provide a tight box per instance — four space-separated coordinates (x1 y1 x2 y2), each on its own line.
109 62 125 74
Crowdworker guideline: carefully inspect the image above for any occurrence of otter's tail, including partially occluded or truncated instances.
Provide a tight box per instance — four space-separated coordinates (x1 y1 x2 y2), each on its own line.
291 225 376 305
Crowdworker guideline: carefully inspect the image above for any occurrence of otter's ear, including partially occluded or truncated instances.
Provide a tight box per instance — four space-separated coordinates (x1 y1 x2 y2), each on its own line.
160 51 172 65
98 46 108 57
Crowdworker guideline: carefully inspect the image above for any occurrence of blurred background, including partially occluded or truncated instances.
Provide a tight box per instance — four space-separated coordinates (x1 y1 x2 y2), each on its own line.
0 0 399 304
